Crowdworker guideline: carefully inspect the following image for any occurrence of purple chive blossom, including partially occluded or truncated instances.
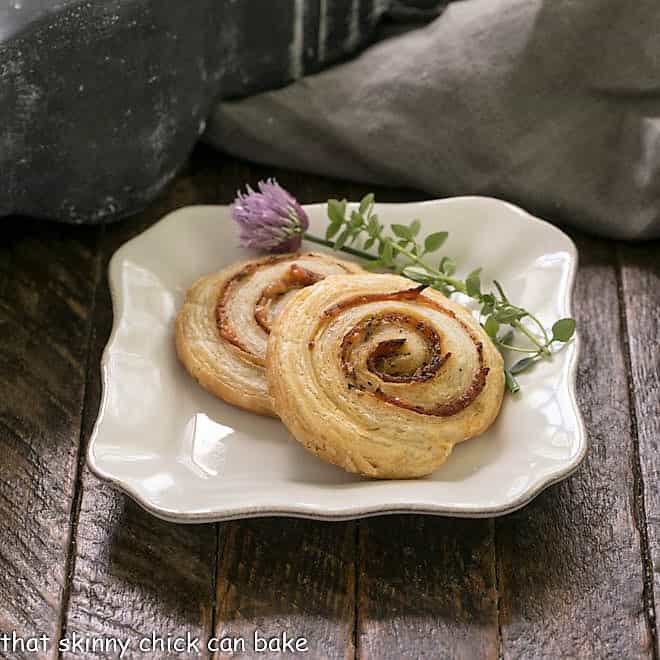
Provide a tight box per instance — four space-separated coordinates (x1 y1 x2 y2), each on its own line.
231 179 309 252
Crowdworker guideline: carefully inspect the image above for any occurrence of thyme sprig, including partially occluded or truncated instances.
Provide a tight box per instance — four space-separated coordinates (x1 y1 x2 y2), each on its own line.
303 194 576 394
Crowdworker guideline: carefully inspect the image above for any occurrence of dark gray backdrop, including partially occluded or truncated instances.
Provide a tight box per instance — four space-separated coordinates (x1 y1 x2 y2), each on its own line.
2 1 659 238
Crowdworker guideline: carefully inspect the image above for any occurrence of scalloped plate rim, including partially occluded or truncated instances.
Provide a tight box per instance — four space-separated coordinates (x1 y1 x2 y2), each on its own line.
87 196 586 523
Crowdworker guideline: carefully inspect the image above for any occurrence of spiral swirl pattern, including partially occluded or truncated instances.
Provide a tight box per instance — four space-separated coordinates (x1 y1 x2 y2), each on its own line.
267 273 505 477
175 252 362 415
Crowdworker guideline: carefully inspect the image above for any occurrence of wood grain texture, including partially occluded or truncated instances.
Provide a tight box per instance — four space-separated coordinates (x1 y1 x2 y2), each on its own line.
496 235 653 659
213 519 356 660
0 218 101 659
60 169 220 660
357 516 498 660
618 241 660 657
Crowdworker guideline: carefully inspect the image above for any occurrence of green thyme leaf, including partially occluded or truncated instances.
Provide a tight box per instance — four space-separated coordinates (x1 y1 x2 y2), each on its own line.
364 258 384 271
335 229 351 250
381 240 394 267
493 280 509 302
552 318 576 342
327 199 345 225
409 219 421 237
391 224 412 240
466 268 482 297
440 256 456 275
504 368 521 394
424 231 448 253
402 266 433 283
350 210 363 228
510 356 536 375
434 281 452 296
326 222 341 239
484 316 500 339
494 306 524 323
359 193 374 214
499 330 514 346
480 293 496 316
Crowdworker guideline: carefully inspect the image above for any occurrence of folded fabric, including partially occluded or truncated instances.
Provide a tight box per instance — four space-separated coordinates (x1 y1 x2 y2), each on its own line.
206 0 660 239
0 0 389 224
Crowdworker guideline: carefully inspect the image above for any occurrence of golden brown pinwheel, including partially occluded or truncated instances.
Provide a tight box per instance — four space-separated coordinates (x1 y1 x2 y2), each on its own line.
175 252 363 415
266 273 505 477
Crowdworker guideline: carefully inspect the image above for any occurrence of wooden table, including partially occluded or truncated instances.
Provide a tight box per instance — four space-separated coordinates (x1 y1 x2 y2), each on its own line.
1 145 659 660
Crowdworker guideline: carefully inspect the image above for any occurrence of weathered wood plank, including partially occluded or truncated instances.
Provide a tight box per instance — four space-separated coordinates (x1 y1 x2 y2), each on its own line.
618 241 660 657
0 218 101 660
496 235 653 659
61 481 217 660
213 519 356 660
357 516 498 660
60 170 219 660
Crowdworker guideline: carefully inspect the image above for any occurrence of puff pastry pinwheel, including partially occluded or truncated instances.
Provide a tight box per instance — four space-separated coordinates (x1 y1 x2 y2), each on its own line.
175 252 363 416
266 273 505 477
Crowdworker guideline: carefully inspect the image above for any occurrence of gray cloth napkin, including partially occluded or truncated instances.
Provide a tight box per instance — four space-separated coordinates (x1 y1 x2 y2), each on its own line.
206 0 660 240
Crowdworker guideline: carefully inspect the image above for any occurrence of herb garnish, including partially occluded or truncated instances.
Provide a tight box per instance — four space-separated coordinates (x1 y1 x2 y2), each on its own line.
302 194 576 393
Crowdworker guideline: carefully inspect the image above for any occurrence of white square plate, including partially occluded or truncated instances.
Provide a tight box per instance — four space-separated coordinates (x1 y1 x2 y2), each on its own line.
88 198 586 522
